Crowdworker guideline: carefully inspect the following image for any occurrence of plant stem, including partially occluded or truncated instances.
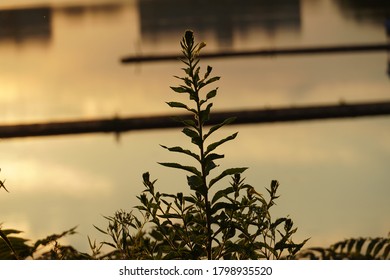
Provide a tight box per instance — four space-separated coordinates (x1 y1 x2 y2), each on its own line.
188 51 213 259
197 101 212 260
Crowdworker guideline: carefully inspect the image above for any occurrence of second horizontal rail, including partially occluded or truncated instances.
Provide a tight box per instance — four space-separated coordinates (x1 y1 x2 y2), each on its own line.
1 100 390 139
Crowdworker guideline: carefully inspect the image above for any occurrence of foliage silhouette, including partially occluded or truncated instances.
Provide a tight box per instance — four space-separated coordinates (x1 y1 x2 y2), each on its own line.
298 234 390 260
95 30 308 260
0 225 90 260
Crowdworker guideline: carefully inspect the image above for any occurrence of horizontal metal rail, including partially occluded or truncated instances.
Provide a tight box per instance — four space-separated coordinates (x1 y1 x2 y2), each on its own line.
121 43 390 64
1 101 390 139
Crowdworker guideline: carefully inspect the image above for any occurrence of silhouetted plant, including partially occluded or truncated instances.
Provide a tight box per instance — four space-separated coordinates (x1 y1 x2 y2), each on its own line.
0 225 89 260
298 234 390 260
95 30 308 260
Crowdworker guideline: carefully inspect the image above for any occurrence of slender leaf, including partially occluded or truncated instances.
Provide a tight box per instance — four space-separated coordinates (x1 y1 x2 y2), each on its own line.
209 167 248 188
171 116 197 129
211 202 238 215
205 132 238 155
187 175 207 196
355 238 365 255
174 76 192 87
158 162 202 177
183 195 197 204
160 145 200 162
205 153 224 162
170 86 190 93
149 230 164 241
0 229 18 259
204 160 217 176
204 117 236 140
366 238 380 256
211 187 234 204
158 213 181 219
182 127 199 139
166 102 194 113
373 239 387 258
182 128 202 147
199 103 213 125
199 76 220 89
204 65 212 80
383 243 390 259
193 67 201 85
346 238 356 254
206 88 218 100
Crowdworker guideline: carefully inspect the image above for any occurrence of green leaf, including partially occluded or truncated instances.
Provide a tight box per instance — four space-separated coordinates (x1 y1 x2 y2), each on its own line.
0 229 18 259
204 160 217 176
181 67 191 75
209 167 247 188
347 238 356 254
211 187 234 204
194 67 200 84
205 76 220 85
167 101 197 114
160 145 200 162
204 65 212 80
101 241 117 249
206 88 218 100
170 86 189 93
184 195 197 204
149 230 164 241
174 76 192 87
171 116 197 129
158 162 202 177
199 76 220 89
355 238 365 255
158 213 181 219
205 153 224 162
187 175 207 196
373 239 387 258
205 132 238 155
182 128 202 147
270 218 288 231
211 202 238 215
199 103 213 125
182 127 199 138
383 243 390 259
204 117 236 140
204 153 224 175
181 119 197 128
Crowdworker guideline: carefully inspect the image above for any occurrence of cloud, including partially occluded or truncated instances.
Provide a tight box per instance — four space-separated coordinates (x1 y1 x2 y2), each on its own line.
4 158 112 198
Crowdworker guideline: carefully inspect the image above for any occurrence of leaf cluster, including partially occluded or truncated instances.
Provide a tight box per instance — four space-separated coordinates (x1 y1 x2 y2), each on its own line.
298 234 390 260
0 225 89 260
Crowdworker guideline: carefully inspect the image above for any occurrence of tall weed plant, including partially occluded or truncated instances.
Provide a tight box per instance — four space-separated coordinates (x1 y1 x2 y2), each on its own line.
95 31 308 260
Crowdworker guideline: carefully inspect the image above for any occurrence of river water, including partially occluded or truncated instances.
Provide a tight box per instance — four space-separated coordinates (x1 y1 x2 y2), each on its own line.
0 0 389 254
